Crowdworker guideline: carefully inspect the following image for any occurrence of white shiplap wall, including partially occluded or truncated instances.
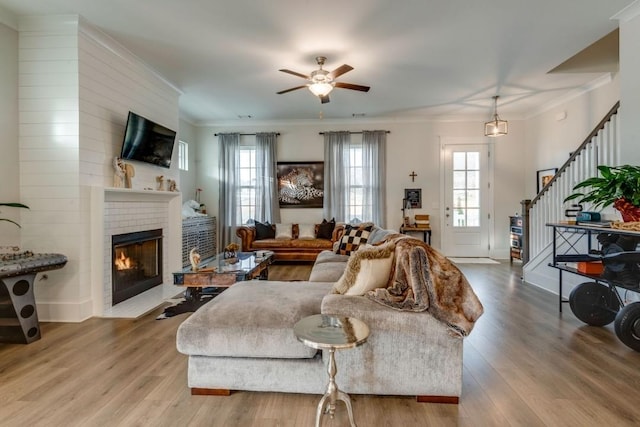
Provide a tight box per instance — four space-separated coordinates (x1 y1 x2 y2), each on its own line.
18 15 181 321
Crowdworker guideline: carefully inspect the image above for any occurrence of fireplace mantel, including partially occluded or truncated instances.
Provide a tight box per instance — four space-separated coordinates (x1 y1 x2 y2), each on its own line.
105 188 181 202
90 186 182 318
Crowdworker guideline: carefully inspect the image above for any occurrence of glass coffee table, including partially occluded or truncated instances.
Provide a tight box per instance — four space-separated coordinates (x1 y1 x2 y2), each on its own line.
172 251 273 302
294 314 370 427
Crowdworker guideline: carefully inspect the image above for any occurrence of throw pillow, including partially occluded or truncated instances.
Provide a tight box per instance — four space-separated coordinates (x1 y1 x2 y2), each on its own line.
255 220 275 240
316 218 336 239
275 223 293 239
298 223 316 240
332 242 395 295
335 224 373 255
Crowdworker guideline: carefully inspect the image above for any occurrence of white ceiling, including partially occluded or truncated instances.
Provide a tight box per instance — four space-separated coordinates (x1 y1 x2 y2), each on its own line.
0 0 633 124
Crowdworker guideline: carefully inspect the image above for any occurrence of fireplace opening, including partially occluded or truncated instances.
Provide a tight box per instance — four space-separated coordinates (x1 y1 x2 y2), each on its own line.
112 229 163 305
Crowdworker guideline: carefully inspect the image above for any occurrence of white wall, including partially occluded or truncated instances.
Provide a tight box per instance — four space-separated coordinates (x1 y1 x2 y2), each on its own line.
17 15 181 321
0 21 20 246
618 3 640 165
197 117 526 258
523 74 621 198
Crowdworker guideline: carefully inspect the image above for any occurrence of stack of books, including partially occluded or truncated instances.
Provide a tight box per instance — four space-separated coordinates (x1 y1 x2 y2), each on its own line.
414 214 430 228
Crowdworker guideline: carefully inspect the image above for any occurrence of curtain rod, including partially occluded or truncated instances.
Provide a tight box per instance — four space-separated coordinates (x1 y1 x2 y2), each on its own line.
318 131 390 135
214 133 280 136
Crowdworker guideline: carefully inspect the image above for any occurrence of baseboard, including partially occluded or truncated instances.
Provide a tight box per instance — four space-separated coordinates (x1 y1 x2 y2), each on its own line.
36 299 93 322
416 395 459 404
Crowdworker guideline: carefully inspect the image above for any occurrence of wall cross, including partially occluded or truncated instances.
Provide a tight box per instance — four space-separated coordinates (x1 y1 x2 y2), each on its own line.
409 171 417 182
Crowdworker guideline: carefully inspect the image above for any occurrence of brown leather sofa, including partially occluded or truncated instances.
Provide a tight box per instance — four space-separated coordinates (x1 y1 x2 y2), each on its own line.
236 224 345 261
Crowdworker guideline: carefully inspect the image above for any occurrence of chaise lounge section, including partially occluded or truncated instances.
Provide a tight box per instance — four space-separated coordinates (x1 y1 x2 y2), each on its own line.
176 229 483 402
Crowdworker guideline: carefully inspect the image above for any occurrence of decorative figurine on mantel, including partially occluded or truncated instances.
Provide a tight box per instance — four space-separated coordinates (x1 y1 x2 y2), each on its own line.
123 161 135 189
113 157 125 188
167 179 178 192
189 247 201 272
156 175 165 191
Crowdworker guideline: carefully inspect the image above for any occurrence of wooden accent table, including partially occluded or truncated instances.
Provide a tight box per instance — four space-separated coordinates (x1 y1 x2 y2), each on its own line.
172 251 273 302
399 225 432 245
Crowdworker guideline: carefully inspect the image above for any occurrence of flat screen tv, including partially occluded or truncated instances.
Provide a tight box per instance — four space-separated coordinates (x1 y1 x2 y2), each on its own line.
120 111 177 169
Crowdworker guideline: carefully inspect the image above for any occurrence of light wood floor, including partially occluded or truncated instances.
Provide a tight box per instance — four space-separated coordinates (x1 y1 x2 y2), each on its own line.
1 262 640 426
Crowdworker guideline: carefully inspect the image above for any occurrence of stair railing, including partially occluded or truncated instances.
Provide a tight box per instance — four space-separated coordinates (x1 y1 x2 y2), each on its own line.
522 101 620 264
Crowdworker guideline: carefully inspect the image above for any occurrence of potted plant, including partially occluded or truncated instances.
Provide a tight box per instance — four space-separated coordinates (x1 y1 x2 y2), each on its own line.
564 165 640 221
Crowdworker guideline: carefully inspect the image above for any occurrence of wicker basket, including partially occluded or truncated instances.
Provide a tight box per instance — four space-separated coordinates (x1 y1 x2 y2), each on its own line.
611 221 640 231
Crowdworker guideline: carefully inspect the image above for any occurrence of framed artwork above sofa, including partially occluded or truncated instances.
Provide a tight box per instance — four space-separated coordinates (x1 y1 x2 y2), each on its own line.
277 162 324 208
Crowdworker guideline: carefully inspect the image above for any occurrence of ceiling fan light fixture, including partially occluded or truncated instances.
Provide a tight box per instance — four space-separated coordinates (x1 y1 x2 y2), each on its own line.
484 95 508 137
308 82 334 97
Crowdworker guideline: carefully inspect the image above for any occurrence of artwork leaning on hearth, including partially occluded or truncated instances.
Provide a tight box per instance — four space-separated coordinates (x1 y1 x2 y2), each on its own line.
277 162 324 208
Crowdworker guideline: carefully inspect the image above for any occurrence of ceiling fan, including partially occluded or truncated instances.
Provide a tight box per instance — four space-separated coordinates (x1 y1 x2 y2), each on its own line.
277 56 370 104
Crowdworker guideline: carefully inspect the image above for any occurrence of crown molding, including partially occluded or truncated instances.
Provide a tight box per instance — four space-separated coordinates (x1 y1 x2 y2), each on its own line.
612 1 640 23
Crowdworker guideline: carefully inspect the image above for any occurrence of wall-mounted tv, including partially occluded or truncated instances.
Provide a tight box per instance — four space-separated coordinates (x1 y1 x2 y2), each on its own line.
120 111 177 169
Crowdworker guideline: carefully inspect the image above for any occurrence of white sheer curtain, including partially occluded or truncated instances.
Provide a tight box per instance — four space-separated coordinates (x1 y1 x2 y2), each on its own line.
218 133 240 248
323 130 387 225
255 132 280 223
362 130 387 226
323 131 352 222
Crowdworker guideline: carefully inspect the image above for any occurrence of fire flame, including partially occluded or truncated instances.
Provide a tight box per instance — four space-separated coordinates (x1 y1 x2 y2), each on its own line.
115 251 133 270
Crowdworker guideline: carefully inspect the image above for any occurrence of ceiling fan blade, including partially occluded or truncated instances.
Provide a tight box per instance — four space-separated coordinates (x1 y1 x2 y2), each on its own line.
334 82 370 92
328 64 353 79
279 69 309 79
277 85 307 94
320 95 330 104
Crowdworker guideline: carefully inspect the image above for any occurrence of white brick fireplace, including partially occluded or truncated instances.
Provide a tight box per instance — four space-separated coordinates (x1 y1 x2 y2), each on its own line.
91 187 182 317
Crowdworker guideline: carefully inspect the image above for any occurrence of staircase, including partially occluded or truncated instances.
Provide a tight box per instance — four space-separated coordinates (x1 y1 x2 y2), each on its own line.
522 102 620 282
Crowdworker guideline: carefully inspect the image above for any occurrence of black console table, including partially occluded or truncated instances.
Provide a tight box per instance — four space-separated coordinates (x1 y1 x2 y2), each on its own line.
0 251 67 344
547 222 640 351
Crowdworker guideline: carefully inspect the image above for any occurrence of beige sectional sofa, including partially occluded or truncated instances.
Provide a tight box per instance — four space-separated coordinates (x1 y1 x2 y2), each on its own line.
176 227 481 403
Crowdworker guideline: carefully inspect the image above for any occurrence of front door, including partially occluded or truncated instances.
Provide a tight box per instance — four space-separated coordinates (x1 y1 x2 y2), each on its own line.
441 142 491 257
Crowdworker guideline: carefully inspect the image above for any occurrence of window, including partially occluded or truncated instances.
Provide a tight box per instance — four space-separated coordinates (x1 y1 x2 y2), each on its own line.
324 131 385 225
237 146 256 224
178 140 188 171
348 145 366 221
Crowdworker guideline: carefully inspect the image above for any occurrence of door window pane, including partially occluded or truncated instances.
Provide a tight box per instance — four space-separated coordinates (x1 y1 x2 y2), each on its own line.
451 151 481 228
467 209 480 227
467 152 480 170
467 171 479 189
467 190 480 208
453 152 466 170
453 171 466 189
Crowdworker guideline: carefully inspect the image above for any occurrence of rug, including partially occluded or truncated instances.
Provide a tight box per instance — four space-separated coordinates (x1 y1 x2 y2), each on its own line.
448 257 500 264
156 288 225 319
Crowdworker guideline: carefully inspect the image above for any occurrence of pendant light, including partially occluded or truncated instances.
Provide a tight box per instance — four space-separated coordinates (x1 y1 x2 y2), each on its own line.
484 95 508 137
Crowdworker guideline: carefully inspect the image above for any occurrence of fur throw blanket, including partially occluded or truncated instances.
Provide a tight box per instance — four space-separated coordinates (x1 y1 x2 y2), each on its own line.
366 235 484 337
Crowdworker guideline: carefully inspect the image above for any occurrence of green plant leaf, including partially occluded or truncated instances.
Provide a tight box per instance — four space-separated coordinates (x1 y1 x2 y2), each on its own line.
564 164 640 211
0 203 29 209
0 218 22 228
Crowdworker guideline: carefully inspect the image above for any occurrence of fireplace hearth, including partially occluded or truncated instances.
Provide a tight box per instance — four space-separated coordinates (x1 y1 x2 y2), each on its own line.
112 229 163 305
